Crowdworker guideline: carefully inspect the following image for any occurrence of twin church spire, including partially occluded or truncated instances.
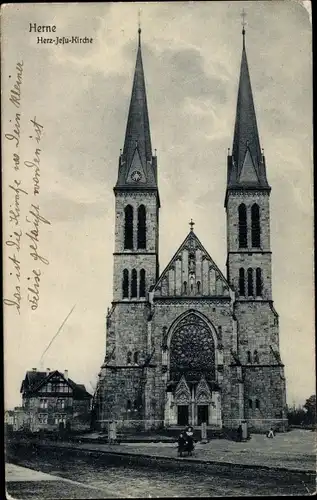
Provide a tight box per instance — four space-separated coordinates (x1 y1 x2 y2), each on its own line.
115 27 157 190
227 25 270 192
116 21 269 194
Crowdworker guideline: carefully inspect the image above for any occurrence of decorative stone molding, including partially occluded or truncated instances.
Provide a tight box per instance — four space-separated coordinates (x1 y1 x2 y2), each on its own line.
195 376 212 404
174 376 191 404
227 190 270 198
114 191 158 199
154 298 231 306
196 391 211 404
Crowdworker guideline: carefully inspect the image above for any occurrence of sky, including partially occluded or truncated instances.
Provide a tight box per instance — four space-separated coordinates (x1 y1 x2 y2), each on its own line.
2 1 314 409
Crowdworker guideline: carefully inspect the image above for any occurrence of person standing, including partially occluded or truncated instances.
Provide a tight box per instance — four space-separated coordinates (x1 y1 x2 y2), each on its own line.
185 426 194 455
267 427 275 438
178 431 187 457
109 421 117 444
237 424 243 442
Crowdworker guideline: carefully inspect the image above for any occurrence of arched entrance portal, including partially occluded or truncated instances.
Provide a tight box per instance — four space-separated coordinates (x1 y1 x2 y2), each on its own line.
164 312 221 427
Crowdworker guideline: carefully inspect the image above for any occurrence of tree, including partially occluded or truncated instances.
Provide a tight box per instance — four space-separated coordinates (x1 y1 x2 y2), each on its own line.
287 405 306 425
303 395 316 425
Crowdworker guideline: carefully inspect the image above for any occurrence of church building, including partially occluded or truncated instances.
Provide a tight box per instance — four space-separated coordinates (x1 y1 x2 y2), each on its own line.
97 25 287 432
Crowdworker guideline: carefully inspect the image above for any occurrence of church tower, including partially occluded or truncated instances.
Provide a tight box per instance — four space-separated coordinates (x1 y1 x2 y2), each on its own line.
113 27 160 300
97 28 160 428
225 24 287 428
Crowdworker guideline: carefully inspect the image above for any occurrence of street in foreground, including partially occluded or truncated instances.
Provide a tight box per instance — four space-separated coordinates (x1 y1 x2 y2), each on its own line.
6 442 315 498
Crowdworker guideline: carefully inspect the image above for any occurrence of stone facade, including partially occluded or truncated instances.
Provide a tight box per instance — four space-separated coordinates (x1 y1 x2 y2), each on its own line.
96 29 287 433
98 225 287 432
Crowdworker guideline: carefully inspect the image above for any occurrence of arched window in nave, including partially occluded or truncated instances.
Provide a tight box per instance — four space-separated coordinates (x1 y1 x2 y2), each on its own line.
238 204 247 248
239 268 245 296
122 269 129 298
256 268 263 297
131 269 137 298
251 204 261 248
137 205 146 249
139 269 146 298
124 205 134 250
247 268 254 296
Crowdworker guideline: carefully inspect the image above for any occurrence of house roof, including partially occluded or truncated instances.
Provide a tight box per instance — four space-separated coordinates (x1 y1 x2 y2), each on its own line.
20 370 92 399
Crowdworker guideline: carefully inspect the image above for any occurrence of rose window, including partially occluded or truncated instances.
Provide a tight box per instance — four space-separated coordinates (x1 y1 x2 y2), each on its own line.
170 314 215 381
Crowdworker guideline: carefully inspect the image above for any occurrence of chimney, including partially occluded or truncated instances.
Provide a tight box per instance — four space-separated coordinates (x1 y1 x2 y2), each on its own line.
46 368 50 376
32 368 37 372
64 369 68 380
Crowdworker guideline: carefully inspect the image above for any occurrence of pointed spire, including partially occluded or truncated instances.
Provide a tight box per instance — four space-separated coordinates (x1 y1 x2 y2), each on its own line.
227 17 269 190
116 25 157 189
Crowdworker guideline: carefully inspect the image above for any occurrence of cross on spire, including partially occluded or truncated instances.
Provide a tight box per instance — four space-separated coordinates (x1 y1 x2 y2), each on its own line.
241 8 247 41
189 219 195 231
241 8 247 29
138 8 142 42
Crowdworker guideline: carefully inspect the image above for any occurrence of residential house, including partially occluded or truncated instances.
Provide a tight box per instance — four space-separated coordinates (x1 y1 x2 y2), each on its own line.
20 368 92 432
4 410 14 432
5 407 28 432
